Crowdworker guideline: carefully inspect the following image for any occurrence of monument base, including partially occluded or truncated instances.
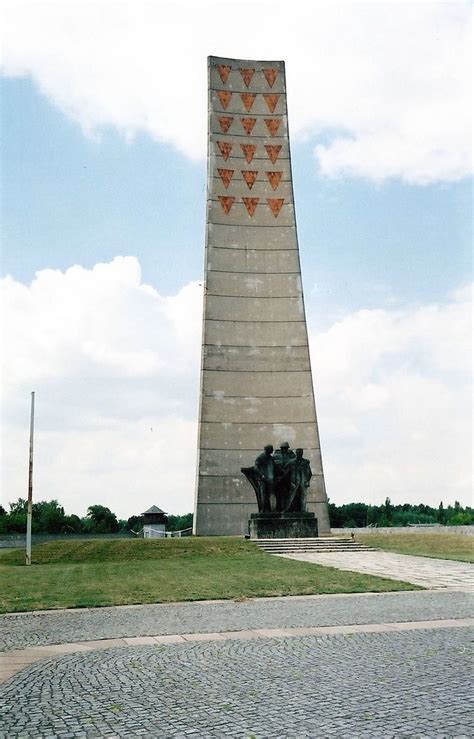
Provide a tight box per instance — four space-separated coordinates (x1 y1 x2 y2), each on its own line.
249 512 319 540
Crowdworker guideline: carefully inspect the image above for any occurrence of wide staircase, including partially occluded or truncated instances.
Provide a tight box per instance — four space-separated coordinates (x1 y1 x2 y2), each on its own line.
253 537 373 554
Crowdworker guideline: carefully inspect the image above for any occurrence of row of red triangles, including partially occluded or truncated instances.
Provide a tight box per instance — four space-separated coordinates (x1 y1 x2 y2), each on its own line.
218 169 282 191
218 116 281 136
218 196 284 217
217 141 282 164
216 65 279 88
216 91 280 113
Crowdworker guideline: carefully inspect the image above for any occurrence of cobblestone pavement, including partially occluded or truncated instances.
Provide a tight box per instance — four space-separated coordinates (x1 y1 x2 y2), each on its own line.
1 626 472 738
279 551 473 590
2 590 473 652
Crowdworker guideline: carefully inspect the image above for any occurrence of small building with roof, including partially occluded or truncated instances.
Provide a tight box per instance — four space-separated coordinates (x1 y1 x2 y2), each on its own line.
142 505 168 538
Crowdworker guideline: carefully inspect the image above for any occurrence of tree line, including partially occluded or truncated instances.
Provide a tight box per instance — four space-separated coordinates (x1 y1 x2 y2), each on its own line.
0 499 193 535
328 498 473 528
0 497 471 535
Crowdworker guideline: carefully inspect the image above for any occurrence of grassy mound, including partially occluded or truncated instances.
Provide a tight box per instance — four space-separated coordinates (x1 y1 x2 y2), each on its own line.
0 537 418 613
1 537 254 565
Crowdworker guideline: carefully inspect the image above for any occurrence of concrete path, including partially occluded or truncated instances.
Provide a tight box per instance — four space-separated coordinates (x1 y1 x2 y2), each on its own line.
279 550 473 590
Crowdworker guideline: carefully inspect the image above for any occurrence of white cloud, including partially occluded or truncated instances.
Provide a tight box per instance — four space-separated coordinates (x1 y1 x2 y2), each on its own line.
2 0 471 184
311 283 472 507
1 258 471 519
1 257 203 517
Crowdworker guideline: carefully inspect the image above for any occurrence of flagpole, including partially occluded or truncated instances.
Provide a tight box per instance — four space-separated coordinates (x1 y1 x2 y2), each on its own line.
26 391 35 566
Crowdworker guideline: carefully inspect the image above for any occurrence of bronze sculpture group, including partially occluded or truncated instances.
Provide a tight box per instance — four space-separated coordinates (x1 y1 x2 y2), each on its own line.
241 442 312 514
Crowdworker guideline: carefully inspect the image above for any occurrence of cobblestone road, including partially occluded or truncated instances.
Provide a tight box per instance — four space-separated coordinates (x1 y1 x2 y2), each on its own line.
1 590 472 652
1 626 472 738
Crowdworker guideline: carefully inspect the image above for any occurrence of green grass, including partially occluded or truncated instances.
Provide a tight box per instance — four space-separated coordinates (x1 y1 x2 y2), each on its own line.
0 537 418 613
357 532 473 562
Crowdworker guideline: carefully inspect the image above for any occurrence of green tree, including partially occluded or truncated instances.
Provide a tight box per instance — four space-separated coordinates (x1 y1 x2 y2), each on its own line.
447 509 473 526
9 498 27 515
166 513 193 532
63 514 82 533
377 497 393 526
437 501 446 524
6 498 27 533
86 505 119 533
0 505 7 534
126 515 144 532
32 500 67 533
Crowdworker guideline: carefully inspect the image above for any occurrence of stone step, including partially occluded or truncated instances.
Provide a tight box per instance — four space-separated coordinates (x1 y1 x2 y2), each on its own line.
253 538 374 554
260 548 373 554
254 540 372 550
254 539 367 545
252 537 362 546
256 542 370 547
257 545 373 550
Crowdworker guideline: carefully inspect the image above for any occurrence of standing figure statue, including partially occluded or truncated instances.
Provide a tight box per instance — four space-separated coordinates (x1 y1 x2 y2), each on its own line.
242 443 313 514
241 444 277 512
285 448 312 512
273 441 295 511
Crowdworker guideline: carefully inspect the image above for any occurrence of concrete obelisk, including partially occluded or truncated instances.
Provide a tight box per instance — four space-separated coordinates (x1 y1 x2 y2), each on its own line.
194 56 330 536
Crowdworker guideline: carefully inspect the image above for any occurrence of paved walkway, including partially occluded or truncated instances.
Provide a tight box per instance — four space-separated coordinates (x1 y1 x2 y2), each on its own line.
1 615 472 685
279 550 473 590
0 620 472 737
2 589 473 652
1 589 473 737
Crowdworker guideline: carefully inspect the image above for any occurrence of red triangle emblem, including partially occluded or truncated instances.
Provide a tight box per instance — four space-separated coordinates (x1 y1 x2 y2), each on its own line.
267 198 284 217
240 93 256 112
241 170 258 190
239 68 255 87
217 141 233 160
241 117 257 136
218 169 234 189
265 118 281 137
266 171 282 190
218 196 235 214
218 116 233 134
263 94 280 113
242 197 259 217
216 64 231 83
241 144 256 163
263 68 278 87
217 90 232 110
265 145 282 164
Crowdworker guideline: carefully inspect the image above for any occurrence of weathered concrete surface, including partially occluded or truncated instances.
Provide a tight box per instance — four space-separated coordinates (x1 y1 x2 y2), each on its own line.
195 56 329 536
279 550 474 590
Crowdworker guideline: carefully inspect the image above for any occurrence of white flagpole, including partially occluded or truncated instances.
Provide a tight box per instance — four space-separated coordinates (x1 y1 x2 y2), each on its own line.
26 391 35 566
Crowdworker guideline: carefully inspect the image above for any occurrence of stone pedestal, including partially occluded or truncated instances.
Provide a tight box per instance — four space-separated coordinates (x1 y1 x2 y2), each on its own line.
249 512 318 539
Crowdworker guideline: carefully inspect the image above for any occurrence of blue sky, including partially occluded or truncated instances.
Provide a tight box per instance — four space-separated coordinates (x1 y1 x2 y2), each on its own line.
1 1 472 518
3 76 471 323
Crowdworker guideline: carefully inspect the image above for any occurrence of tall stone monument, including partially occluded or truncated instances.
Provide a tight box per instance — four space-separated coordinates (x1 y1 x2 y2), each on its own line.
194 56 330 536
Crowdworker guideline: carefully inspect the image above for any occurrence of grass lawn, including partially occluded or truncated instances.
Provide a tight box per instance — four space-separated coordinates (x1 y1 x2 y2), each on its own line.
357 532 473 562
0 537 418 613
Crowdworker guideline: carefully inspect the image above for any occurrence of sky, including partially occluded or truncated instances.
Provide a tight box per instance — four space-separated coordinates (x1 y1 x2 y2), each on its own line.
1 0 472 519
